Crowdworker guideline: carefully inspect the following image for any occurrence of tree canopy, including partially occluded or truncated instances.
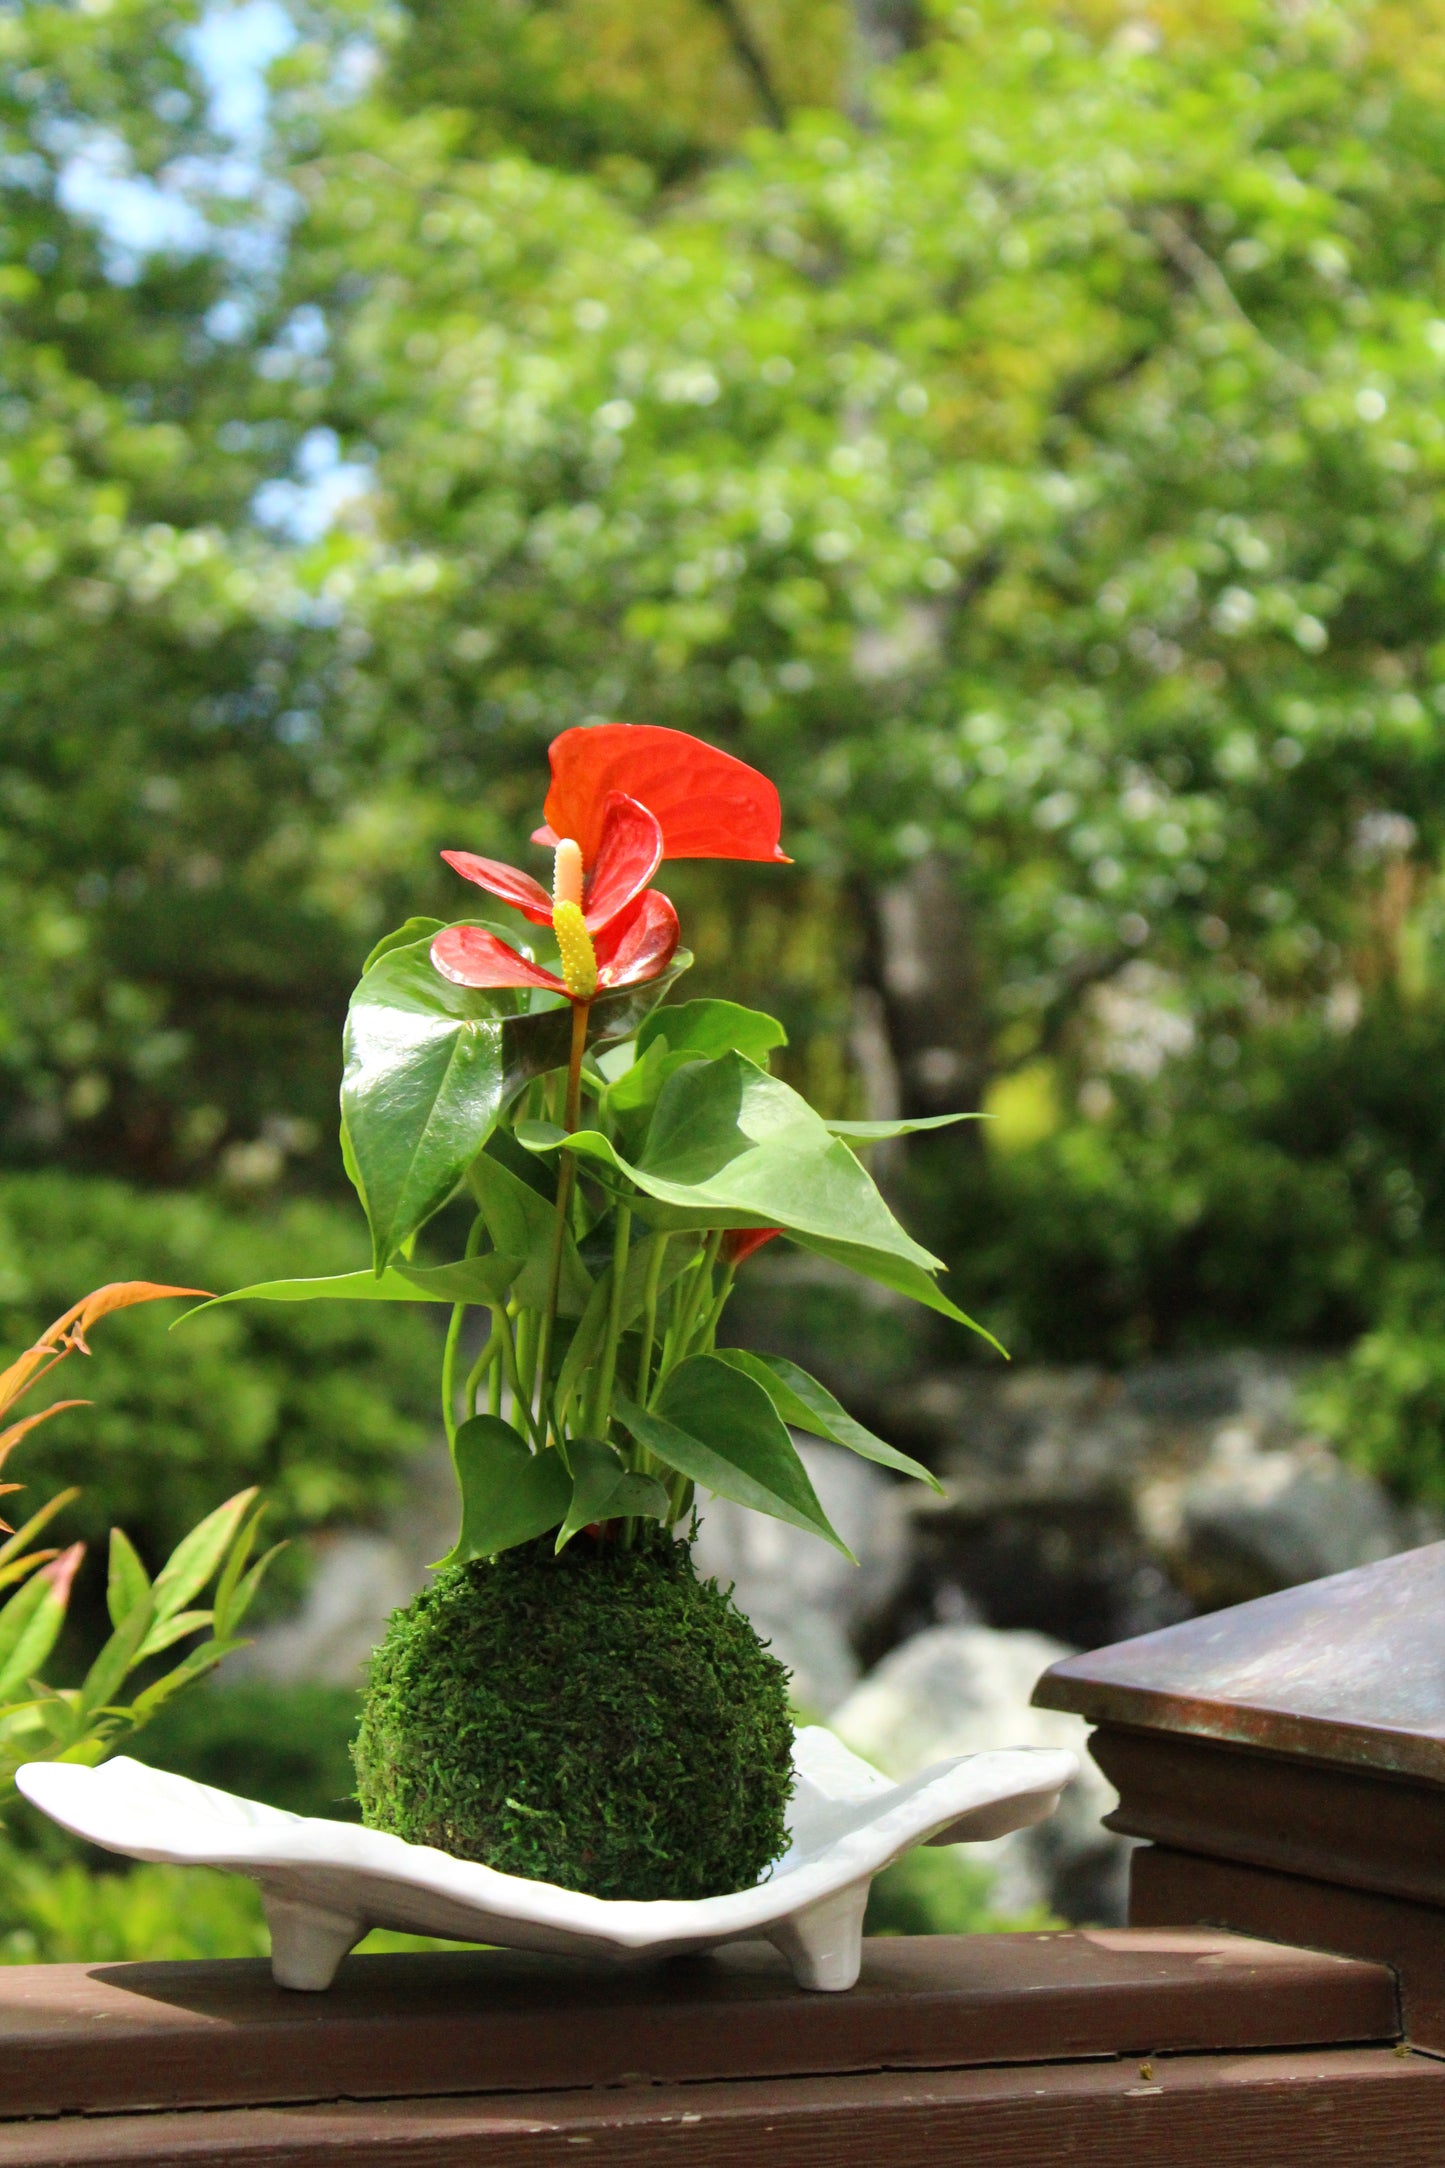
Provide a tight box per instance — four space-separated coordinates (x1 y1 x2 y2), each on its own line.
7 0 1445 1382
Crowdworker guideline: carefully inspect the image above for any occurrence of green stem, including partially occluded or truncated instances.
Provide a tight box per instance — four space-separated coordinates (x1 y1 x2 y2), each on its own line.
514 1307 536 1412
534 999 590 1460
665 1230 723 1379
587 1201 632 1441
698 1262 737 1352
441 1214 487 1454
487 1305 504 1417
492 1303 542 1449
634 1230 668 1405
464 1332 500 1421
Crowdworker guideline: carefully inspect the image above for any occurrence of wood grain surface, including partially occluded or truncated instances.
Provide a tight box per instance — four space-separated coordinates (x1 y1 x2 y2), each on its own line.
2 2046 1441 2167
0 1930 1399 2118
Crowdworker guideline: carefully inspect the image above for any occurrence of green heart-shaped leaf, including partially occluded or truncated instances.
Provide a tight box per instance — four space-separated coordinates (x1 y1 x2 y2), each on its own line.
343 935 691 1273
439 1417 572 1565
186 1252 524 1315
555 1437 670 1551
709 1348 942 1489
614 1354 852 1557
467 1150 592 1317
825 1112 982 1140
518 1051 995 1337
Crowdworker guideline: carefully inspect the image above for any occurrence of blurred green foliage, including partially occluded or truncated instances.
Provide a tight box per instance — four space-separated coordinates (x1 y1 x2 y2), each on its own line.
7 0 1445 1517
0 1841 479 1962
864 1843 1058 1937
0 1174 437 1576
1303 1265 1445 1508
131 1678 364 1818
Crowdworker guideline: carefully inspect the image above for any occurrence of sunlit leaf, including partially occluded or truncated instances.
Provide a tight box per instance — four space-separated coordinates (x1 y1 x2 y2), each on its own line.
187 1251 523 1317
709 1348 942 1488
344 934 690 1272
106 1527 151 1630
151 1489 256 1622
614 1355 852 1556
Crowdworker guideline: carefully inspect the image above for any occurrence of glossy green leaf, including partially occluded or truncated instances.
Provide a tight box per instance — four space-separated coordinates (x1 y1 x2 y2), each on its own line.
553 1232 701 1423
519 1053 986 1332
152 1488 256 1623
607 999 788 1134
790 1231 1006 1352
709 1348 942 1489
344 937 691 1273
106 1527 150 1630
555 1437 670 1551
440 1416 571 1564
360 915 449 976
466 1150 592 1317
825 1113 983 1140
636 998 787 1065
0 1569 71 1703
614 1355 852 1556
187 1252 523 1316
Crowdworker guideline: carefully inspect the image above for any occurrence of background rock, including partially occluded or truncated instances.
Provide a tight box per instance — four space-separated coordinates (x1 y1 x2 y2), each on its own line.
870 1350 1435 1652
830 1625 1131 1924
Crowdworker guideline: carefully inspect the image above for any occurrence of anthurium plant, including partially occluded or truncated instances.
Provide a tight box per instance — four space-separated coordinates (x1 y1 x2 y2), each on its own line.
216 722 994 1568
0 1285 281 1806
213 722 993 1898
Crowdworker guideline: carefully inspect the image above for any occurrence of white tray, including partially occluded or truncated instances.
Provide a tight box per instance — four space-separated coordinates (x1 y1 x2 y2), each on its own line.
19 1728 1075 1992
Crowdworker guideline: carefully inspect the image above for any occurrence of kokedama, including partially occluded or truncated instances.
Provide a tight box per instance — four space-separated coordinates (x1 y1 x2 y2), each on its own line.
220 722 995 1899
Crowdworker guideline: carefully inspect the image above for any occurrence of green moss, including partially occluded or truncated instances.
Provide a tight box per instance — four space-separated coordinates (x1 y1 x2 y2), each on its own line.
352 1534 794 1901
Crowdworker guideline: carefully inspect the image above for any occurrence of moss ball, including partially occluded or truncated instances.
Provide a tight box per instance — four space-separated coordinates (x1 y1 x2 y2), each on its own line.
352 1534 794 1901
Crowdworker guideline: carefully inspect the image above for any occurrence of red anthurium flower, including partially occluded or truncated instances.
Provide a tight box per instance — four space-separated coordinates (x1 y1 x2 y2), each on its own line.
440 792 663 940
433 722 785 1005
534 724 790 867
432 890 680 1004
720 1227 782 1269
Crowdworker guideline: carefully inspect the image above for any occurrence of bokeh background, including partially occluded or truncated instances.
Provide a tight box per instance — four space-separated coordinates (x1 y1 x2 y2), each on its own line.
5 0 1445 1953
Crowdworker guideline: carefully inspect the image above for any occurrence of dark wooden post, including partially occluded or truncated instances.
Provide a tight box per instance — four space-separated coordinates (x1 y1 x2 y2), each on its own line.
1035 1538 1445 2047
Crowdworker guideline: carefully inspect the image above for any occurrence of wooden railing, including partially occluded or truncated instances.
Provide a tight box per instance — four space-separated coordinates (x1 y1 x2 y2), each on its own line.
4 1538 1445 2162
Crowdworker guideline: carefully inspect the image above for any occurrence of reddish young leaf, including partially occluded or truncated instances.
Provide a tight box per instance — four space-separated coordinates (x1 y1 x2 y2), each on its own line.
431 926 567 995
0 1402 89 1475
439 852 554 927
52 1282 215 1354
40 1541 85 1606
0 1283 212 1421
536 724 790 866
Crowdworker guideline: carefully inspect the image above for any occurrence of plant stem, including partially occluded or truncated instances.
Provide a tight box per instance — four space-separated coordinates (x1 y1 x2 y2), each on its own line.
534 999 590 1460
587 1201 632 1441
698 1262 737 1352
441 1214 487 1455
666 1229 723 1378
634 1229 668 1404
514 1306 536 1411
492 1302 543 1449
464 1332 500 1421
488 1316 504 1417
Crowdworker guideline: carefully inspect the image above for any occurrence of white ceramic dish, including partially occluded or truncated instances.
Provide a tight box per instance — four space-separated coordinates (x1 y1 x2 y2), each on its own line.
18 1728 1075 1992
